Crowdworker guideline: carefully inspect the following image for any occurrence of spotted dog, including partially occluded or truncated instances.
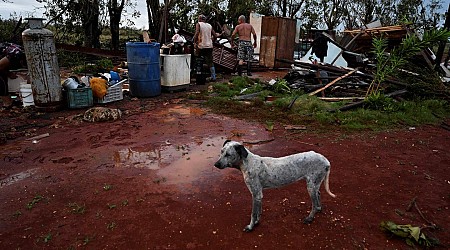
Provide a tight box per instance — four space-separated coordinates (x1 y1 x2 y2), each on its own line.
214 140 336 232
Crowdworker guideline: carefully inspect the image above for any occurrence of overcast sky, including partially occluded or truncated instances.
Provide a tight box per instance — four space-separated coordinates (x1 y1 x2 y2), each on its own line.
0 0 149 29
0 0 448 30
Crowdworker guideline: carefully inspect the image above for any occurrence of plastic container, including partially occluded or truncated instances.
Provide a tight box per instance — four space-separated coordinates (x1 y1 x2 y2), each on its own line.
110 71 120 82
66 87 93 109
126 42 161 97
95 80 124 104
19 83 35 107
160 54 191 89
22 18 63 109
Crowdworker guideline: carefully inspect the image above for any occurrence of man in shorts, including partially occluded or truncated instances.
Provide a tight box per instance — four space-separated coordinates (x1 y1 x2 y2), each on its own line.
193 14 220 81
231 15 257 76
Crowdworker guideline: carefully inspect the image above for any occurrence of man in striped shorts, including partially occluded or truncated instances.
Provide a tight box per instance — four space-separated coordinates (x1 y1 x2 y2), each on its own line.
232 15 257 76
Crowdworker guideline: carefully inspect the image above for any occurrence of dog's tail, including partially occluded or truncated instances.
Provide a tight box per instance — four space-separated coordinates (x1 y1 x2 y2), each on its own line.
325 169 336 198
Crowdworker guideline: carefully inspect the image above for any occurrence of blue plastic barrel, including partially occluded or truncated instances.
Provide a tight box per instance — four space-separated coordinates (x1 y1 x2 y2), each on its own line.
126 42 161 97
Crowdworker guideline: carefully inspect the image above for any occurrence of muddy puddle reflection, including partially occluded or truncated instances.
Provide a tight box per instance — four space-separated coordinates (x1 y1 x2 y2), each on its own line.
157 105 206 122
114 137 224 184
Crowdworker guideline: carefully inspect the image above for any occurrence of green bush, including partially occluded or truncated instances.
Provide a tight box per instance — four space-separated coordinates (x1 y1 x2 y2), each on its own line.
72 58 114 74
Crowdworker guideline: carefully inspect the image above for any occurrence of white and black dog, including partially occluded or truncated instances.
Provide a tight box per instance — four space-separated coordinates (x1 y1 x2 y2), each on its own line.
214 140 336 232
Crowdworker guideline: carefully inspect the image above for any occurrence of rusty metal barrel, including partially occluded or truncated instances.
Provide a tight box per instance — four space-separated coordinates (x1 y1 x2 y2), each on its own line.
22 18 62 110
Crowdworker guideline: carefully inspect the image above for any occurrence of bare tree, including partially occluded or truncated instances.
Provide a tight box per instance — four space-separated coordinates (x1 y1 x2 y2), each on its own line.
320 0 347 30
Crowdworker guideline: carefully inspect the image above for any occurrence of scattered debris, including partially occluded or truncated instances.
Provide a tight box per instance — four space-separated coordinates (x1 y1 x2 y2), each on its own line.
284 125 307 130
380 221 439 247
406 197 437 229
242 138 275 144
25 133 50 141
83 107 122 122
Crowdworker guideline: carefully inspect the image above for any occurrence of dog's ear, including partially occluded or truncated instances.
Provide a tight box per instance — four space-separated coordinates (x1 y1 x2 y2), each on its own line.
223 139 231 147
234 144 248 159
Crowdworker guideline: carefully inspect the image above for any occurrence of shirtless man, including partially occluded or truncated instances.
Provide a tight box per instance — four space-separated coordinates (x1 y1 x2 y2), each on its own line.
231 15 257 76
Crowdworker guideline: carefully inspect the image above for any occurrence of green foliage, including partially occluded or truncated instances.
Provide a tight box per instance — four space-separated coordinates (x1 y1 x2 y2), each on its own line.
211 77 264 98
365 93 398 112
271 79 291 94
368 28 450 96
73 59 114 74
68 202 86 214
265 121 274 131
0 17 22 43
57 50 88 68
380 221 439 247
107 221 116 230
12 210 22 218
27 195 44 210
205 75 449 132
322 99 449 130
42 232 52 243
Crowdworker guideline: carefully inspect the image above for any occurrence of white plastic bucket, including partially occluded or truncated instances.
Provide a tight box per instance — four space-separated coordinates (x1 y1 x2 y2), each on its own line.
20 83 35 107
8 76 27 93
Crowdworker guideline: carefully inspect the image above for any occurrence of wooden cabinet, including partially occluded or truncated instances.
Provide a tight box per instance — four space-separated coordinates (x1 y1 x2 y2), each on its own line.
259 17 297 68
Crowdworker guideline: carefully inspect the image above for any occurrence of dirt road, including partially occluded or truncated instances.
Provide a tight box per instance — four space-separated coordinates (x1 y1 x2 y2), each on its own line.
1 93 449 249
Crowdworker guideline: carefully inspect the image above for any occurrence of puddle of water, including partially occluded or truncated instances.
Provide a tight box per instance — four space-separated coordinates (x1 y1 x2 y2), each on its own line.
157 137 223 184
168 105 205 116
114 137 224 184
157 105 206 122
0 168 39 188
114 145 177 169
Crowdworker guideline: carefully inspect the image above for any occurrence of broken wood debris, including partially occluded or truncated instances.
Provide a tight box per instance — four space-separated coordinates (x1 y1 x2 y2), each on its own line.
284 125 307 130
308 69 359 96
26 133 50 141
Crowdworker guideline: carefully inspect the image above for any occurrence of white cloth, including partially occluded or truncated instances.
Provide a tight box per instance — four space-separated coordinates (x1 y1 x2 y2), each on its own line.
198 22 213 49
172 34 186 43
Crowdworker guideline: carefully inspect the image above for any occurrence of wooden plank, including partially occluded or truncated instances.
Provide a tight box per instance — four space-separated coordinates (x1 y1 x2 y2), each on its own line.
261 17 278 36
275 18 296 68
308 69 358 96
260 36 276 68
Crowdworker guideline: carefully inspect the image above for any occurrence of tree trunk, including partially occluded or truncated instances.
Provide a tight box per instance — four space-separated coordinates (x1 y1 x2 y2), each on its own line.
81 0 101 48
109 0 125 51
146 0 161 39
282 0 287 17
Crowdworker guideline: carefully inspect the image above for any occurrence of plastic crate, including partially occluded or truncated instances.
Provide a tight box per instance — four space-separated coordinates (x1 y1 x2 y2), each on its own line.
95 80 124 104
66 87 93 109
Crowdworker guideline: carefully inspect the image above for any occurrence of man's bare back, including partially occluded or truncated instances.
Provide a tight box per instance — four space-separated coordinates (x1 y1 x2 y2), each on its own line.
234 23 255 42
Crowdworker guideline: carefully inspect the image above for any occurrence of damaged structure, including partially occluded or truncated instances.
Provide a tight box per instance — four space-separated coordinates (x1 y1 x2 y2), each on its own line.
279 21 450 106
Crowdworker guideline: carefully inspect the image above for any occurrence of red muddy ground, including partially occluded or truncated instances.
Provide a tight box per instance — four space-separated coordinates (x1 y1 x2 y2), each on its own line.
0 73 449 249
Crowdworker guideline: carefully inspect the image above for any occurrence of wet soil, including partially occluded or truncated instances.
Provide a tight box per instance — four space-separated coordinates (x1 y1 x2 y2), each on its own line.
1 74 449 249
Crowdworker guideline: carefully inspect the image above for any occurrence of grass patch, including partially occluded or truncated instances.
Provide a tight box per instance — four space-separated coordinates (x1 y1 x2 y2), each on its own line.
201 77 450 131
12 210 22 218
83 235 94 245
68 202 86 214
107 221 116 230
37 232 52 243
27 195 44 210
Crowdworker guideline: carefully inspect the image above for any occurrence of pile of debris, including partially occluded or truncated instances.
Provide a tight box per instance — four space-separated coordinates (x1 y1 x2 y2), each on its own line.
279 23 450 105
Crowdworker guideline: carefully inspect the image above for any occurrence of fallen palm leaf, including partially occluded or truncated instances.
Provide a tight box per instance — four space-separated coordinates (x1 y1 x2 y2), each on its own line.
380 221 439 247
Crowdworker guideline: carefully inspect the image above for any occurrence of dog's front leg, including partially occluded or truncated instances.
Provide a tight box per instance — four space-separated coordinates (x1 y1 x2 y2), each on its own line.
244 181 263 232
